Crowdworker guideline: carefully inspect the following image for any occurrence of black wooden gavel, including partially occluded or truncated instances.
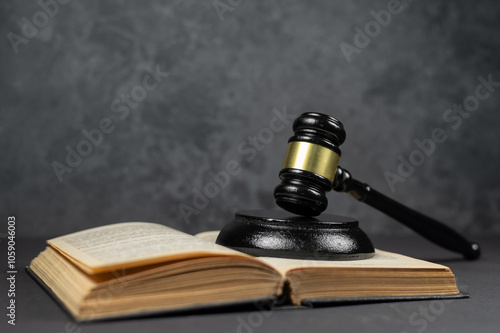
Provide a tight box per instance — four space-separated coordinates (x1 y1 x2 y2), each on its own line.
274 112 480 260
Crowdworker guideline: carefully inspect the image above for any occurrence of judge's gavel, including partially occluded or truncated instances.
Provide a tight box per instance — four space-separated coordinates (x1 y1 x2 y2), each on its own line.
274 112 480 260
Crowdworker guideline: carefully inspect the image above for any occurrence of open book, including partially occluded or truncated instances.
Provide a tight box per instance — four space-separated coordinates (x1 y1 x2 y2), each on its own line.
28 222 462 321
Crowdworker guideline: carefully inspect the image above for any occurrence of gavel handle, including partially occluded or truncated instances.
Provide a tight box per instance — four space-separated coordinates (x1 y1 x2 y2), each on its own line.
333 166 480 260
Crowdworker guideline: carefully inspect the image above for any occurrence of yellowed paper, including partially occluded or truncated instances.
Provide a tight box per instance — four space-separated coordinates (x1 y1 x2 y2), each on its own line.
195 231 450 275
49 222 250 273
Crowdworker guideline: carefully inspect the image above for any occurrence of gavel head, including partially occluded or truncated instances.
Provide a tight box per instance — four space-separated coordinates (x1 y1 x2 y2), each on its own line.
274 112 345 216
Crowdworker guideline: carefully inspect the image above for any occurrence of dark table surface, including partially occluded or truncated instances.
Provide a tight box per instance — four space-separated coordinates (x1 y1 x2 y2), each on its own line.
2 235 499 333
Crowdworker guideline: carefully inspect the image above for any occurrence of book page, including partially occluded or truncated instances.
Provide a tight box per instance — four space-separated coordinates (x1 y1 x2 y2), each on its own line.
195 230 220 243
49 222 251 274
195 231 450 275
259 250 450 275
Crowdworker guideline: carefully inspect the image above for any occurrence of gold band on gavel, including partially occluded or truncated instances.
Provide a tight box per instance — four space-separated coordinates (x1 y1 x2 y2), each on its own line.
281 141 340 182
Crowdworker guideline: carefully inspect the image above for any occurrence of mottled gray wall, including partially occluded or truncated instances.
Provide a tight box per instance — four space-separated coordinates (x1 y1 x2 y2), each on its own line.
1 0 499 238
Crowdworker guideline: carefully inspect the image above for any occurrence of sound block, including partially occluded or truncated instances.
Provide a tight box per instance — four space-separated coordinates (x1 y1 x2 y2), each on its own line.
216 210 375 260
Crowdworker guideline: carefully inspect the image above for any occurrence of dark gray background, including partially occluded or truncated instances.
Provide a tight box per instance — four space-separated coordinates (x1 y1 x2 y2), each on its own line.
1 0 499 238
